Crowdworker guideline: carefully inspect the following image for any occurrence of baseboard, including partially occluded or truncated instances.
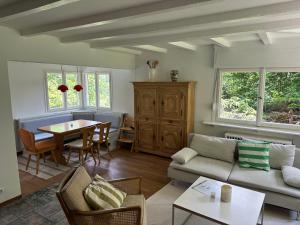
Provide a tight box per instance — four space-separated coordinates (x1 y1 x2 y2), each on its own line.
0 194 22 207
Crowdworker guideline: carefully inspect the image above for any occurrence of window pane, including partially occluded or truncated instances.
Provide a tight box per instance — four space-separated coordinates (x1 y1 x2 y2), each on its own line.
86 73 96 107
98 74 111 108
263 72 300 125
47 72 64 110
220 72 259 121
66 72 80 108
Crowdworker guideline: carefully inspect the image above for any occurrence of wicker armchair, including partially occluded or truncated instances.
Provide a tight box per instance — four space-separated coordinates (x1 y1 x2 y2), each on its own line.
57 166 146 225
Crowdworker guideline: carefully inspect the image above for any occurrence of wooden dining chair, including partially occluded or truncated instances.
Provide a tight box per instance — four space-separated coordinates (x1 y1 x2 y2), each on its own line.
18 128 58 175
66 126 97 165
92 122 112 163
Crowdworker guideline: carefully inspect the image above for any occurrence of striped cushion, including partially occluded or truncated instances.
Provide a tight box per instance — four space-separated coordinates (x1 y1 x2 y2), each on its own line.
238 140 271 171
84 175 127 210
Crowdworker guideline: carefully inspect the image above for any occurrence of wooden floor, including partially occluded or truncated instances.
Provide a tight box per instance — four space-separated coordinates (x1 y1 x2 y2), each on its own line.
19 149 171 199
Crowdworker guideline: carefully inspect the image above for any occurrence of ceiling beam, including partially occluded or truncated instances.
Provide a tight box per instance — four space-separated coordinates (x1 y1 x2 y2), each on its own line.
134 45 168 53
168 41 197 51
60 0 300 43
90 18 300 48
21 0 211 36
106 47 142 55
257 32 272 45
210 37 231 47
0 0 79 23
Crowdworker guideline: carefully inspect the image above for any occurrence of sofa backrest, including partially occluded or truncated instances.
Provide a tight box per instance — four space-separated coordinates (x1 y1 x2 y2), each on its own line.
19 113 73 134
94 112 124 129
72 111 95 120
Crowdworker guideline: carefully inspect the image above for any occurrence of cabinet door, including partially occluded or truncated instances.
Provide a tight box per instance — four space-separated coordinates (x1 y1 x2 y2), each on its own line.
135 120 156 151
159 122 183 154
158 88 185 120
135 88 156 118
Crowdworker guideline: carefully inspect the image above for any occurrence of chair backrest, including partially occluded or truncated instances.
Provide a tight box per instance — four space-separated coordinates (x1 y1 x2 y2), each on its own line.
82 126 95 149
96 122 111 143
18 128 36 152
56 166 92 225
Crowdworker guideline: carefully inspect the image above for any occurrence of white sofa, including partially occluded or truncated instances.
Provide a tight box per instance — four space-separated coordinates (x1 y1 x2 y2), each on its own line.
168 133 300 216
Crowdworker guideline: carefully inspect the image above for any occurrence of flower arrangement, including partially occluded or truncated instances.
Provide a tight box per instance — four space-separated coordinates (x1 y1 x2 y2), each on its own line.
147 60 159 69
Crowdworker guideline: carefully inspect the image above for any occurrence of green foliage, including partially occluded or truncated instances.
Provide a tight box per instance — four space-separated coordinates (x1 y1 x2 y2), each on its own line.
220 71 300 124
47 73 64 109
98 74 111 108
66 73 80 107
87 73 96 107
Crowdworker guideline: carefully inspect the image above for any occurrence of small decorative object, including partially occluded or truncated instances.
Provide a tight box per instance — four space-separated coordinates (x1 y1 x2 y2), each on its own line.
58 84 68 92
147 60 159 81
210 191 216 199
221 184 232 202
170 70 179 82
74 84 83 92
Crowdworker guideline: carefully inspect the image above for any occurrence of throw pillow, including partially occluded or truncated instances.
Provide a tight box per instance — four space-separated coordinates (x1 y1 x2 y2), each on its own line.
171 147 198 164
84 175 127 210
190 134 237 163
238 140 271 171
269 144 296 169
282 166 300 188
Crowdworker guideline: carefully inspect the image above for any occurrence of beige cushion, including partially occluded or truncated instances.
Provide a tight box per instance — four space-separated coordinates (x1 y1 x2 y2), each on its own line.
190 134 237 163
170 156 233 181
269 144 296 169
84 175 127 210
122 195 146 225
282 166 300 188
67 139 84 149
229 163 300 198
61 166 92 211
171 147 197 164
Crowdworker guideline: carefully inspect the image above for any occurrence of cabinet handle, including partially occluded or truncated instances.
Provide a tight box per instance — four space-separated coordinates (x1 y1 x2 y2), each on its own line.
137 106 140 113
180 130 183 137
153 100 156 105
153 134 155 140
161 136 164 141
180 110 183 116
161 100 164 106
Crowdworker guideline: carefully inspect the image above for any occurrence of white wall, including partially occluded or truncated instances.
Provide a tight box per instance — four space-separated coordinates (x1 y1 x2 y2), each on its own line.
8 61 134 118
135 43 300 147
0 26 135 203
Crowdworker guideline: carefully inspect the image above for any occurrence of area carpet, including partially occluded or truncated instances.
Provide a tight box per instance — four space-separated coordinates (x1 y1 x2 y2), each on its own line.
18 151 107 179
1 181 299 225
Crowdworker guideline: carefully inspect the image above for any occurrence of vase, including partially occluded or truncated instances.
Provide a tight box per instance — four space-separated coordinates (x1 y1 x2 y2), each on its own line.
170 70 179 82
148 68 157 81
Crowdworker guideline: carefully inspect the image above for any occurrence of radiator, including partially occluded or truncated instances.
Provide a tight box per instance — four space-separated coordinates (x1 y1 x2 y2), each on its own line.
225 132 292 145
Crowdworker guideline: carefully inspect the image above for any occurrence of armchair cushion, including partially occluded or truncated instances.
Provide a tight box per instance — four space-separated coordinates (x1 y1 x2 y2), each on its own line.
84 175 127 210
61 166 92 211
171 147 198 164
282 166 300 188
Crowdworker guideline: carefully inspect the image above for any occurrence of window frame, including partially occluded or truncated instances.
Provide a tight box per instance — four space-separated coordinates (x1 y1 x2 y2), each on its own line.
215 68 300 130
45 70 82 112
83 71 112 111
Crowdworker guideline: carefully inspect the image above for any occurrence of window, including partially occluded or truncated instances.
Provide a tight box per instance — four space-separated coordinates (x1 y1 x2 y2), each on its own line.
84 72 111 109
46 72 64 110
46 71 81 111
217 69 300 129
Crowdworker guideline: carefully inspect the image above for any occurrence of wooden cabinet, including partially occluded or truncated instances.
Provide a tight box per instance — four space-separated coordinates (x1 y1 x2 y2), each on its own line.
133 82 195 157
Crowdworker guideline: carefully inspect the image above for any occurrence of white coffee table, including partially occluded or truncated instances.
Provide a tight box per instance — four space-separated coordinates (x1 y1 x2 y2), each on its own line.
172 177 265 225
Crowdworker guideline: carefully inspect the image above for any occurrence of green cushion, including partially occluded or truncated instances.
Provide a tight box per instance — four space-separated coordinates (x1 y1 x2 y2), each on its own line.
84 175 127 210
238 140 271 171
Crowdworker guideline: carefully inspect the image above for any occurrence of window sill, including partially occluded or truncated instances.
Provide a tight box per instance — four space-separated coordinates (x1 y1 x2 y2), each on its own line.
202 121 300 136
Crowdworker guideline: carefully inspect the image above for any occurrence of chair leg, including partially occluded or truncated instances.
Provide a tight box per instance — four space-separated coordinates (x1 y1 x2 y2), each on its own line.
106 142 112 157
80 150 84 165
36 154 40 175
67 149 72 164
90 149 97 165
42 153 46 163
51 150 58 166
26 154 32 171
97 143 101 164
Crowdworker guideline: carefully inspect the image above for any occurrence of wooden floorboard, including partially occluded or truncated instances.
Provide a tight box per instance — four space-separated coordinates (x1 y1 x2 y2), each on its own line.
19 149 171 199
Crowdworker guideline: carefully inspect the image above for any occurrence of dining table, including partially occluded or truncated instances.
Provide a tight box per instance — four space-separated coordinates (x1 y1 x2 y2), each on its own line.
38 119 101 165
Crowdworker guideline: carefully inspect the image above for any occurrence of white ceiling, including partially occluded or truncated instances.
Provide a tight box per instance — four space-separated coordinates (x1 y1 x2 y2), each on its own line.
1 0 300 53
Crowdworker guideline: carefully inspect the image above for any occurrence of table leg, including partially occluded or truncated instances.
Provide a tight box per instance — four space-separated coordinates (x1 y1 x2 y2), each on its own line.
172 205 175 225
258 204 264 225
54 134 67 165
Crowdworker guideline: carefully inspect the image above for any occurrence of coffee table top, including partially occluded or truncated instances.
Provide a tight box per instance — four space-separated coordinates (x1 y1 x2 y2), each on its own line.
173 177 265 225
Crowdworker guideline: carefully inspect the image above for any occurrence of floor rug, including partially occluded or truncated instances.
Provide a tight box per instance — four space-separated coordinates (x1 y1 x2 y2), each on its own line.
18 150 108 180
146 181 300 225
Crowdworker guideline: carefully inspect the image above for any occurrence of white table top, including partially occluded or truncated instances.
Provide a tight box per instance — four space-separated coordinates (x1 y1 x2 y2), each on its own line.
173 177 265 225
